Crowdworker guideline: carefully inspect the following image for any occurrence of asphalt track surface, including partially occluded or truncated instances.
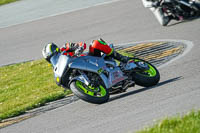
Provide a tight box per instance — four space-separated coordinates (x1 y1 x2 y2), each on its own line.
0 0 200 133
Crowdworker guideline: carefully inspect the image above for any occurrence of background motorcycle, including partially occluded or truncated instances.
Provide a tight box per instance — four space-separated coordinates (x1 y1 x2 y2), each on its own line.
160 0 200 20
50 46 160 104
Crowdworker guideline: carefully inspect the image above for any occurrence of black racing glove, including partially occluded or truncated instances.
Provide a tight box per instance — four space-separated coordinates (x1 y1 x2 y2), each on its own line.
69 43 79 51
74 46 84 55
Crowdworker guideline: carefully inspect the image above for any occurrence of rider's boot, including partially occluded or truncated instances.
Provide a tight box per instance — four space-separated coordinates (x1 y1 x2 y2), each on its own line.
110 51 130 63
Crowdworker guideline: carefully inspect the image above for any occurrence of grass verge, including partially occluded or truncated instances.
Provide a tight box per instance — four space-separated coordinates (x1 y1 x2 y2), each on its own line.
0 59 71 121
0 0 19 6
137 110 200 133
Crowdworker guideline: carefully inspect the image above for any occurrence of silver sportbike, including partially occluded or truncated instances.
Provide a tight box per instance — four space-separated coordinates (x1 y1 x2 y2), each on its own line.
50 45 160 104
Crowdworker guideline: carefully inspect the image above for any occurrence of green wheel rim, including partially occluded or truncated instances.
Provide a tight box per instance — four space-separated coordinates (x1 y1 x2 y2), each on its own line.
75 81 107 97
145 64 157 77
133 59 157 77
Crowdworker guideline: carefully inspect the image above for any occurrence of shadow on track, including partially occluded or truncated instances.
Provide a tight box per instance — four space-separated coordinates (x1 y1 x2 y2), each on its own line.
108 76 183 102
167 16 200 27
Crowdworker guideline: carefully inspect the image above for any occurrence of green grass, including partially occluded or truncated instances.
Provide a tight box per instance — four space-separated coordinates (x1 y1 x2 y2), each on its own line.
0 0 19 6
137 110 200 133
0 59 71 121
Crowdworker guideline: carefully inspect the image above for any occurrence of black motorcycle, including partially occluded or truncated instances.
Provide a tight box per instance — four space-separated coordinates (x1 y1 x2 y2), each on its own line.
160 0 200 20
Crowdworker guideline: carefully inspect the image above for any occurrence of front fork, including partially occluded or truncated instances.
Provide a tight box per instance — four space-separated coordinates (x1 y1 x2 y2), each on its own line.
68 70 91 87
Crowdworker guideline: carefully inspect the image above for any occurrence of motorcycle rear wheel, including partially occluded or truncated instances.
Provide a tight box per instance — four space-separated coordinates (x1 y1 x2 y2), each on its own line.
70 80 109 104
132 58 160 87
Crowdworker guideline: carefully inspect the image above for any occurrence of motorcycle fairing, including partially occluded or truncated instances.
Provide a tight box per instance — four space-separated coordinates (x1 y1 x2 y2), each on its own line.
53 54 71 85
69 56 128 88
52 54 128 89
68 56 106 73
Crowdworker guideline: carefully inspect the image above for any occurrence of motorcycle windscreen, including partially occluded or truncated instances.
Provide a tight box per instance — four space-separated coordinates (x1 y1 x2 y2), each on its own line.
50 53 61 68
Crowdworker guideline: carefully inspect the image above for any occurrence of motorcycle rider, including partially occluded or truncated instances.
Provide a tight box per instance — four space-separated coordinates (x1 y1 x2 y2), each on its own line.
142 0 200 26
42 38 130 66
142 0 184 26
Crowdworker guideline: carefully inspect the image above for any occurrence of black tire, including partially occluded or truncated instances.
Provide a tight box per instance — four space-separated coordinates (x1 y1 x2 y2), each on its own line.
132 58 160 87
70 80 109 104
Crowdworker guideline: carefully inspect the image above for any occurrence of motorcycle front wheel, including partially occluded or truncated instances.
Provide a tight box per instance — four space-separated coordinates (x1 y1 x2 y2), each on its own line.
70 80 109 104
132 58 160 87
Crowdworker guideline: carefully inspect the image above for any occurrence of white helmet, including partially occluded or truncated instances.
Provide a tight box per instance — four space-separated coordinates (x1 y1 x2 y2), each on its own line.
42 43 59 62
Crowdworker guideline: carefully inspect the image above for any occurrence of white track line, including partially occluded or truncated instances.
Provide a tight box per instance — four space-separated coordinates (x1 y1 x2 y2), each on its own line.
0 0 121 29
